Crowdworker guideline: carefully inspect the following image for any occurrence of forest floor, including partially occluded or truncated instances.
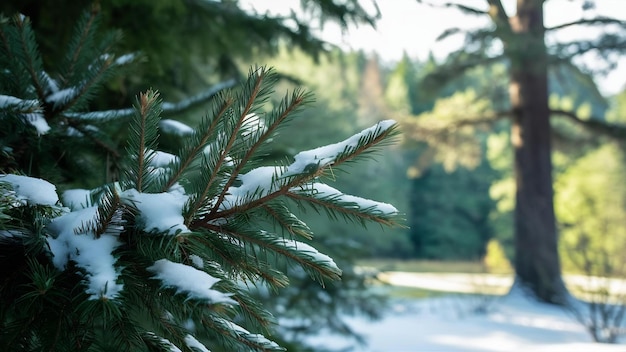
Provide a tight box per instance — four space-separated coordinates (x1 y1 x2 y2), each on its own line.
306 263 626 351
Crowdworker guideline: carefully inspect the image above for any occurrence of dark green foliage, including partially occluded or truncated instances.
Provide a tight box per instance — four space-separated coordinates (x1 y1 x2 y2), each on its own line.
0 0 379 110
409 161 495 260
0 10 131 186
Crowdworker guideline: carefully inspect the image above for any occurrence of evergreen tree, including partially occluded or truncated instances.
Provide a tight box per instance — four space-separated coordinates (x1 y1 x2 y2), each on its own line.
414 0 626 303
0 12 400 351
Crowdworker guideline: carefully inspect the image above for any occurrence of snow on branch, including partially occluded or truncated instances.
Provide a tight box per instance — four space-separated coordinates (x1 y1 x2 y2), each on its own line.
46 206 124 300
0 94 39 110
276 237 340 274
144 332 182 352
0 95 50 134
120 189 189 235
214 317 284 351
184 335 210 352
160 119 194 136
196 119 399 225
297 182 398 216
147 259 237 305
0 174 58 206
284 119 397 176
64 108 135 121
46 87 80 109
220 166 284 211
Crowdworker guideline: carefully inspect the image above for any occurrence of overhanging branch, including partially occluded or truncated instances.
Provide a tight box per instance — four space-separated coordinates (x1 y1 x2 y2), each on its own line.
550 109 626 140
423 53 505 93
551 35 626 61
547 16 626 31
416 1 488 16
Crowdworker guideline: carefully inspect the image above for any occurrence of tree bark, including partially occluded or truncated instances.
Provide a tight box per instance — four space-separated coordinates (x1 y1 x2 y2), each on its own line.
507 0 567 303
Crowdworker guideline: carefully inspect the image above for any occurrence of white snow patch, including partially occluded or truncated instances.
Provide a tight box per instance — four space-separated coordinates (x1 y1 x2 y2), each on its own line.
61 189 92 210
190 254 204 269
285 119 396 176
146 333 182 352
41 71 59 93
46 206 124 299
120 189 189 235
0 95 22 107
216 318 281 349
0 230 25 238
65 108 134 121
160 119 194 136
23 113 51 135
221 166 282 210
46 87 78 108
241 113 266 138
0 94 39 109
184 334 211 352
278 237 339 273
114 53 136 66
306 276 626 352
0 174 58 206
150 150 179 168
296 182 398 215
147 259 236 305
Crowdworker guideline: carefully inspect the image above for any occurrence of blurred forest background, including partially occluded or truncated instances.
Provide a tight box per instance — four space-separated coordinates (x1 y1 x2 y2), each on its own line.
2 0 626 349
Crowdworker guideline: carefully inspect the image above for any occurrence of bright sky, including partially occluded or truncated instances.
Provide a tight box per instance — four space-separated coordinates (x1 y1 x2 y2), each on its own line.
242 0 626 96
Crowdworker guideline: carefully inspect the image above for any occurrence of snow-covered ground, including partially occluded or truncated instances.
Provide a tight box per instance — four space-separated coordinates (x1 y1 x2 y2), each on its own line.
306 277 626 352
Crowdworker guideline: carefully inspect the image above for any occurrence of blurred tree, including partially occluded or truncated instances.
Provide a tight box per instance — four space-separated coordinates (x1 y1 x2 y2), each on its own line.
415 0 626 303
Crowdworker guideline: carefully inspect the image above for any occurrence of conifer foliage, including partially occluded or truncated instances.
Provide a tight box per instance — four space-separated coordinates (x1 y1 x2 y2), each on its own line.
0 11 399 352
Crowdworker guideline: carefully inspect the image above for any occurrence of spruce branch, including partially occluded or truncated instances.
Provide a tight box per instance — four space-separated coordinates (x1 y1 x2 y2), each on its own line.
286 186 398 227
260 202 314 240
61 4 101 87
208 67 279 216
161 79 237 117
201 224 341 282
193 120 398 225
91 187 123 238
13 15 46 102
123 90 162 192
208 88 312 214
207 316 284 352
167 95 234 194
65 121 121 159
48 46 118 113
183 231 290 289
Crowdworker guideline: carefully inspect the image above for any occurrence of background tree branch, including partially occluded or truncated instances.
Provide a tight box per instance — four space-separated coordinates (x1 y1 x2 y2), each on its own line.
415 1 488 16
550 109 626 140
546 16 626 31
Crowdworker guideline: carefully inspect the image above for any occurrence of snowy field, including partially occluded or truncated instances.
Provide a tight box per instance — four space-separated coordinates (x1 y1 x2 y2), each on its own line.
306 278 626 352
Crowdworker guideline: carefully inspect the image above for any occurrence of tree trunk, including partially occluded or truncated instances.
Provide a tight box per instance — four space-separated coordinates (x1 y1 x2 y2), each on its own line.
508 0 568 303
